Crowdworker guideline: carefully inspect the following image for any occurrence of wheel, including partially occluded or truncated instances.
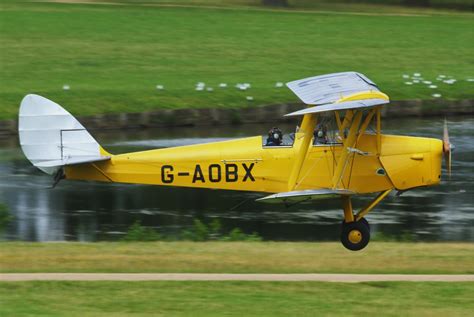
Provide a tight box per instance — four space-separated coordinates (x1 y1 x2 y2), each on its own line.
342 217 370 231
340 220 370 251
359 217 370 231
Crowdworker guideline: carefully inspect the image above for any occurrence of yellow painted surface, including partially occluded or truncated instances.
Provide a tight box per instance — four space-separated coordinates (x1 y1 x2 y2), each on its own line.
380 135 442 190
331 110 363 189
355 189 392 221
65 132 442 194
287 113 317 191
348 229 362 243
336 90 389 103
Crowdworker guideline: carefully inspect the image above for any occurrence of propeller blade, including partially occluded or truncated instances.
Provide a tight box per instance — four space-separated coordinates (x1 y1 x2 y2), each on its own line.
447 149 452 176
443 119 450 153
442 119 453 177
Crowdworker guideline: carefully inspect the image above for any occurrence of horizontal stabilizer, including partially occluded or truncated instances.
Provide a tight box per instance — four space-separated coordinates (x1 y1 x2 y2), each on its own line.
256 189 354 204
35 156 111 168
285 98 389 117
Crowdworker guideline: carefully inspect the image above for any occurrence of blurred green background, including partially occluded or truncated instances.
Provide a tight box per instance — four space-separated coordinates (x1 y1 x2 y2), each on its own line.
0 0 472 120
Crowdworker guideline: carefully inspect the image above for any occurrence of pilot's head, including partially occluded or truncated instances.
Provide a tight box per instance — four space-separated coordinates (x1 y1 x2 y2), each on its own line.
268 127 283 142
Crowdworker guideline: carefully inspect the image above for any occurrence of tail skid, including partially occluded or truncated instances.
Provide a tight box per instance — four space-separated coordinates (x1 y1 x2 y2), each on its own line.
18 94 111 175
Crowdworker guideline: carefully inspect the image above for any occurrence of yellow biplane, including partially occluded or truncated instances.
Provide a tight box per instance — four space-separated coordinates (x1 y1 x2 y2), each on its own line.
18 72 453 250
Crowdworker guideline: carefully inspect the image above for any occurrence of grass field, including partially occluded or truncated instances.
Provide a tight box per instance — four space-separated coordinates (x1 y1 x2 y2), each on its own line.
0 281 473 316
0 1 472 120
1 242 474 273
2 242 473 316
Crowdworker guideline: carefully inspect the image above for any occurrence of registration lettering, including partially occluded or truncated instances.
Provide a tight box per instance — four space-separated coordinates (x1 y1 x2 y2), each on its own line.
161 163 255 184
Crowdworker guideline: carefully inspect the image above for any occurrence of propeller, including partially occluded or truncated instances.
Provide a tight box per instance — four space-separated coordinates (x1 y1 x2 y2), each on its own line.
442 119 455 177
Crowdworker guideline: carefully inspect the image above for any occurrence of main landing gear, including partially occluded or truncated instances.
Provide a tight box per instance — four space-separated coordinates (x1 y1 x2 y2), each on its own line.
341 217 370 251
340 190 391 251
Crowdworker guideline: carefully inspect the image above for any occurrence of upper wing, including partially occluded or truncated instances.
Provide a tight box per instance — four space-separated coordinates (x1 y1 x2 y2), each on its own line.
285 98 389 117
285 72 390 115
286 72 379 105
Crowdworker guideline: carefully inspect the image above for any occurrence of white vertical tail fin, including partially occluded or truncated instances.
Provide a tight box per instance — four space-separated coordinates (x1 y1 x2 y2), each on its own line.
19 94 111 175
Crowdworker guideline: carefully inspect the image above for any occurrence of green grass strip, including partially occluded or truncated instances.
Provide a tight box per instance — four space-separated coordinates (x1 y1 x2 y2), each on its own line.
0 281 473 316
1 242 473 274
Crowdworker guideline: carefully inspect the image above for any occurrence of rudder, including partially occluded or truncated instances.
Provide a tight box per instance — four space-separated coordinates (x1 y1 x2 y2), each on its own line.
18 94 111 175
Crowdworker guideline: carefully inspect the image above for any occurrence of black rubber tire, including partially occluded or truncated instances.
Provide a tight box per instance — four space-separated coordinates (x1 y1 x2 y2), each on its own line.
359 217 370 231
342 217 370 231
340 220 371 251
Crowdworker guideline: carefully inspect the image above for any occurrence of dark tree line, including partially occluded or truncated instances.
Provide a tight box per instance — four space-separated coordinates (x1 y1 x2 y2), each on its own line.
261 1 472 11
262 0 288 6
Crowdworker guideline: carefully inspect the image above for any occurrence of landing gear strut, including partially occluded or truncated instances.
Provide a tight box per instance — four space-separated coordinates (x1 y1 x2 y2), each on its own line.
339 190 391 251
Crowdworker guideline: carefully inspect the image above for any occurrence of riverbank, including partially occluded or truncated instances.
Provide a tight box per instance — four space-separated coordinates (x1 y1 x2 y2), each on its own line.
1 242 473 274
1 99 472 137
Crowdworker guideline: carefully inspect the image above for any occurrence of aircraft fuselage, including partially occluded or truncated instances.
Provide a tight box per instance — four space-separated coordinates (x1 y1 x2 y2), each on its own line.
65 133 442 194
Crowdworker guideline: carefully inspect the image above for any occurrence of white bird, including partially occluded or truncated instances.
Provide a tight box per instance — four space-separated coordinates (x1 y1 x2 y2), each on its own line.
413 73 421 77
275 82 284 87
246 96 254 101
429 85 437 89
206 87 214 92
402 74 409 79
432 93 442 98
156 85 164 90
236 83 248 91
405 82 413 85
62 84 70 90
219 83 227 88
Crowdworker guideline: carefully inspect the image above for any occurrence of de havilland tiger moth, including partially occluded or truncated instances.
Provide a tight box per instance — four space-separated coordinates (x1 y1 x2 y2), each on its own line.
18 72 453 250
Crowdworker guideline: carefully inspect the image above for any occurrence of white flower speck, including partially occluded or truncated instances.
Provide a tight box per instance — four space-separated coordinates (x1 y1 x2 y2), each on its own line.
236 83 248 90
405 82 413 85
62 84 70 90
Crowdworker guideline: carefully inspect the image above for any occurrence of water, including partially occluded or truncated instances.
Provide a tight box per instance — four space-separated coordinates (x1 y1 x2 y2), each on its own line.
1 117 473 242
